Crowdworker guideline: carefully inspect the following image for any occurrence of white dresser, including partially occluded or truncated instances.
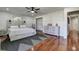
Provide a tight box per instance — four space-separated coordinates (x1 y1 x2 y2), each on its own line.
44 25 60 36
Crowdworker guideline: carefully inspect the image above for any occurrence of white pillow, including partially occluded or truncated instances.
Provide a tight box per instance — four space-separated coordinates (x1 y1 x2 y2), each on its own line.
10 26 18 29
20 25 26 28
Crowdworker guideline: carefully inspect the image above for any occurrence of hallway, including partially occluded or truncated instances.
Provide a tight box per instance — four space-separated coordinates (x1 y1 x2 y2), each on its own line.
67 11 79 51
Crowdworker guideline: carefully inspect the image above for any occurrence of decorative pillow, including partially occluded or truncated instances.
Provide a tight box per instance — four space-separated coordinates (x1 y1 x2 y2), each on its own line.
10 26 18 29
20 25 26 28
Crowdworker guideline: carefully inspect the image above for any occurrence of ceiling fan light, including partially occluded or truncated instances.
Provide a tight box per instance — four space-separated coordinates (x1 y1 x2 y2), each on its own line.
31 11 34 13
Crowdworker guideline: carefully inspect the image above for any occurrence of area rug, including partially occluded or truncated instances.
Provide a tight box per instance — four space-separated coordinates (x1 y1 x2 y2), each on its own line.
18 43 32 51
39 36 47 40
1 35 48 51
31 39 41 45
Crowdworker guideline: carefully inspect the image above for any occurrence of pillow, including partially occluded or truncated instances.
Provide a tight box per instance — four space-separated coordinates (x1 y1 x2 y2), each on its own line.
10 26 18 29
20 25 26 28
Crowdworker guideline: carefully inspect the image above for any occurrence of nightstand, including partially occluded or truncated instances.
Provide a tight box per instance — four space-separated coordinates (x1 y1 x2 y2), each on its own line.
0 35 7 42
0 30 8 42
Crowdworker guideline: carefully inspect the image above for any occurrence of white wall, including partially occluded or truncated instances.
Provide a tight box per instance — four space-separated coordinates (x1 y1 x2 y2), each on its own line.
0 12 34 30
36 10 67 39
0 12 13 30
22 17 35 27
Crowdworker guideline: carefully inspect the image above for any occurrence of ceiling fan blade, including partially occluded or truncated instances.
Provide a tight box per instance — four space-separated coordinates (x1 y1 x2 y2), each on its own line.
25 7 30 9
27 11 30 12
35 8 40 10
25 7 33 11
35 11 38 13
25 7 40 14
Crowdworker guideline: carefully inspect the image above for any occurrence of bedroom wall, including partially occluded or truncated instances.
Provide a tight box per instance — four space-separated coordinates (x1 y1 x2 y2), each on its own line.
0 12 34 31
35 10 67 39
22 16 35 27
0 12 13 30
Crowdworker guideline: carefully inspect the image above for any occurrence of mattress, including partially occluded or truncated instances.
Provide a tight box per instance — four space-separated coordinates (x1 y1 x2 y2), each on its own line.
8 27 36 41
9 28 36 35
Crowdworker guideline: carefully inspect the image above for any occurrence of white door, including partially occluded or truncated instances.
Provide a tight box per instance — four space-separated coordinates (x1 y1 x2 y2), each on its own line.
36 18 43 31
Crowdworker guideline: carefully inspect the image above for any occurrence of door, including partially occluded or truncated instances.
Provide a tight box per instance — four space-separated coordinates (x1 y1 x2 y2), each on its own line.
68 16 79 51
70 16 79 31
36 17 43 31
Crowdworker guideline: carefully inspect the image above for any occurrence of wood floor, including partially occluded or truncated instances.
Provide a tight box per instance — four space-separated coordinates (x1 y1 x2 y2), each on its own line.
2 31 79 51
28 30 79 51
67 30 79 51
57 37 67 51
28 36 67 51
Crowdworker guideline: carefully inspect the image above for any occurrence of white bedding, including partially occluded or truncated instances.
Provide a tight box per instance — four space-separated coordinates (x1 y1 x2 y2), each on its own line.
9 28 36 35
8 27 36 41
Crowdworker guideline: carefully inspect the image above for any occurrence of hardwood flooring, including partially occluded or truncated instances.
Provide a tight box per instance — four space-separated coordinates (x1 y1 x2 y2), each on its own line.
67 30 79 51
28 36 67 51
57 38 67 51
2 32 78 51
2 31 79 51
28 30 79 51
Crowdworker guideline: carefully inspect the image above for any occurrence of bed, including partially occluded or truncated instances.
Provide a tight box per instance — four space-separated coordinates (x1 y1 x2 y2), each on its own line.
8 25 36 41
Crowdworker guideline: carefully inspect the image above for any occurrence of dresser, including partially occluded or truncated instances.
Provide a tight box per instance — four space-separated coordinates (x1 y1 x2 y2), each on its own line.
44 25 60 36
0 30 8 42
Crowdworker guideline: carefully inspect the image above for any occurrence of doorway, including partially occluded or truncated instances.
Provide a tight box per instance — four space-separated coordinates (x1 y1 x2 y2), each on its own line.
69 16 79 31
67 13 79 51
36 17 43 31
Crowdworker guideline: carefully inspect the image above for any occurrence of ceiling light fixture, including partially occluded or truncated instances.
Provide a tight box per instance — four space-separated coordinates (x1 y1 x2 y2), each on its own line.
31 11 34 13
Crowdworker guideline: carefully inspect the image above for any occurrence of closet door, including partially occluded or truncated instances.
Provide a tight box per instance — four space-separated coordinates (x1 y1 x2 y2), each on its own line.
70 16 79 31
68 16 79 51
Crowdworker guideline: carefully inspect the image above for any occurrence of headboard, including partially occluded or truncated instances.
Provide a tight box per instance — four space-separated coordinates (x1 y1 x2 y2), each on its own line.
8 17 26 28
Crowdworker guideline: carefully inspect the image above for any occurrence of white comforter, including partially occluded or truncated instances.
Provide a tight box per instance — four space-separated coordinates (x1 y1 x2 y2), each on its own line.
8 28 36 41
9 28 36 35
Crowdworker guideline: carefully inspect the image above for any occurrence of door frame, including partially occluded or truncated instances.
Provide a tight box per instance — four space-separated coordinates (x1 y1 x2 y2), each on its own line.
36 17 43 31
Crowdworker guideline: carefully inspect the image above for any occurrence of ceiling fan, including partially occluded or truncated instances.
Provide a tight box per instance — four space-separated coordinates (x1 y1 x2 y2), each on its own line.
25 7 40 13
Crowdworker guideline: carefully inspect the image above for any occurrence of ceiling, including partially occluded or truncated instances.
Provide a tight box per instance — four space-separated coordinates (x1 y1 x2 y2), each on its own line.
0 7 64 17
